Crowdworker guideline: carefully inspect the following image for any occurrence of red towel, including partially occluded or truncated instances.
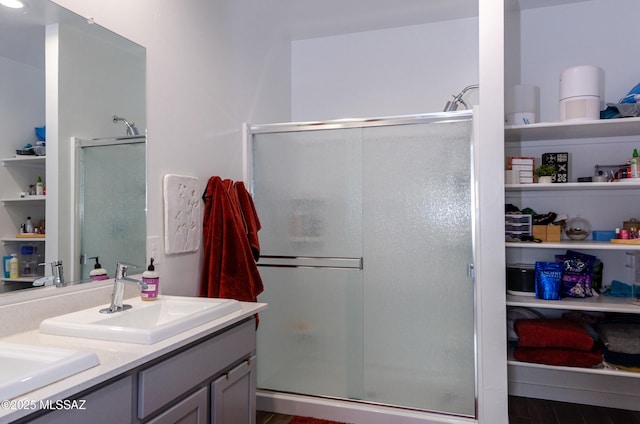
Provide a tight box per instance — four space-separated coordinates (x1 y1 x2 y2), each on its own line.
514 345 602 368
234 181 261 262
199 177 263 306
515 319 594 352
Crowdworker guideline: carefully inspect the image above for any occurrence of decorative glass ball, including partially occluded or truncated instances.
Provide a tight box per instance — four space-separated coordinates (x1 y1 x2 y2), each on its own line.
564 216 592 240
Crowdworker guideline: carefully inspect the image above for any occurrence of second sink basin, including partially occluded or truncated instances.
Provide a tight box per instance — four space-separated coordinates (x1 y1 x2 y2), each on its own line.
39 296 242 345
0 342 99 400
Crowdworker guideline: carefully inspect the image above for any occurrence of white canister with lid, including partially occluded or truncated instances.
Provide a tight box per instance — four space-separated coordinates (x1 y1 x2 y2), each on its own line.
559 65 604 122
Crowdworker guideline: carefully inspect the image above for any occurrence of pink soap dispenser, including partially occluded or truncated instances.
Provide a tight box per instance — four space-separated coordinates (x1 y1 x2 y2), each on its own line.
141 258 159 301
89 256 109 281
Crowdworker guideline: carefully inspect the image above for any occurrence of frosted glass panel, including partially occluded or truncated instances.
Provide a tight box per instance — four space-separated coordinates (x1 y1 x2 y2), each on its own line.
361 121 474 415
252 114 475 417
80 142 146 279
252 129 362 257
256 267 364 399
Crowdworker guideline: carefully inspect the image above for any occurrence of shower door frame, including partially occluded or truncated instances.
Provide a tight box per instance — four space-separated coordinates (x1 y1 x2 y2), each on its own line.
245 111 478 418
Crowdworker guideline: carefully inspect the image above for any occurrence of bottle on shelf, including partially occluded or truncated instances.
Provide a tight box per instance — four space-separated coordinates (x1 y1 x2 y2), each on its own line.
24 217 33 234
36 176 44 196
9 254 19 279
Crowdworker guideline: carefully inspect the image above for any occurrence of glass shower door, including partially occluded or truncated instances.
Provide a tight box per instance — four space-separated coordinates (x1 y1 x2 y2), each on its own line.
253 128 365 400
361 120 475 415
78 138 146 280
252 113 476 417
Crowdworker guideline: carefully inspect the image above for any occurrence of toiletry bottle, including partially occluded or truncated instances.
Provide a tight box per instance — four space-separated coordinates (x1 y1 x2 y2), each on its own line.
89 256 109 281
141 258 159 301
36 176 44 195
24 217 33 234
632 149 639 179
9 254 19 279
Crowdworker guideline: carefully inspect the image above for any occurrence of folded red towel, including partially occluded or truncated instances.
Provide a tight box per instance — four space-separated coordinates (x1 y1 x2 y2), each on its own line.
515 318 594 351
514 345 602 368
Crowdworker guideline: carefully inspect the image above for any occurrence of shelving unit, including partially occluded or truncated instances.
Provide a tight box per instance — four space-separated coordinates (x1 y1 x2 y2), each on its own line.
0 155 46 290
505 118 640 409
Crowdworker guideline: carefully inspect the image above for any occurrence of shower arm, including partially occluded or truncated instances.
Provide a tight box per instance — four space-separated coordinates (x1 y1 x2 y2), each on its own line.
443 84 479 112
113 115 140 136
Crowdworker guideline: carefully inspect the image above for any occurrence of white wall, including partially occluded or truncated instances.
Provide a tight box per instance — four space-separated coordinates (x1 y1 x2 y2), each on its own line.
514 0 640 123
51 0 292 295
0 57 44 151
291 18 479 121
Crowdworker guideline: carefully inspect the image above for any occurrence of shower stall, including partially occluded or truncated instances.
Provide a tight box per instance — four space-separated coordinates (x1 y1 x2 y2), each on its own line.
74 135 146 281
248 112 477 421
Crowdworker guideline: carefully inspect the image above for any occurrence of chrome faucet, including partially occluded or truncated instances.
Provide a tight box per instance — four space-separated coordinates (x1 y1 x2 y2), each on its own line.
100 262 147 314
32 260 65 287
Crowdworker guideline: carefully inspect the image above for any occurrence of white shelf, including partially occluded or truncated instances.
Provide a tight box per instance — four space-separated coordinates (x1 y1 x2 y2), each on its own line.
505 117 640 142
507 348 640 379
1 237 46 243
1 195 46 204
507 293 640 314
506 181 640 191
506 240 640 251
1 156 45 167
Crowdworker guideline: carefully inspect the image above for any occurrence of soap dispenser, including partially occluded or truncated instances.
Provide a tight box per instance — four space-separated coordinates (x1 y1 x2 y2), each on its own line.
141 258 159 301
89 256 109 281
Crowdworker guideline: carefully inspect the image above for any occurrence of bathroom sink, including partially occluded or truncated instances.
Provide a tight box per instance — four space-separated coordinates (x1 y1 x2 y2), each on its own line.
39 296 242 345
0 342 99 400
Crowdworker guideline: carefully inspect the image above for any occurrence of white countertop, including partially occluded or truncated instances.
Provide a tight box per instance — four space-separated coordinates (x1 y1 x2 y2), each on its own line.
0 300 266 423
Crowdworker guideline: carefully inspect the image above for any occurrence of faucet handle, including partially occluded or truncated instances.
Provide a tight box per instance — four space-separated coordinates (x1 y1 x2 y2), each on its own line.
115 261 142 279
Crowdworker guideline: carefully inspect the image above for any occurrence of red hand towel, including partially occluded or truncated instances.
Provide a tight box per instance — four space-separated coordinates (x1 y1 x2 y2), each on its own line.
234 181 261 262
200 177 263 304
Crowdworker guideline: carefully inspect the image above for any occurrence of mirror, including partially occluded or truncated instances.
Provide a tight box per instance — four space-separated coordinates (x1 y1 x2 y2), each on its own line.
0 0 146 293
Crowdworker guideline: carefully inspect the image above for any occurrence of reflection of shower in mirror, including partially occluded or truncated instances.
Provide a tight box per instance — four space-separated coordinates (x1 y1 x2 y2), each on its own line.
112 115 140 136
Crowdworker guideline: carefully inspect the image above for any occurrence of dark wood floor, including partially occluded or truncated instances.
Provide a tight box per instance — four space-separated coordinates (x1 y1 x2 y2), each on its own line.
257 410 296 424
257 396 640 424
509 396 640 424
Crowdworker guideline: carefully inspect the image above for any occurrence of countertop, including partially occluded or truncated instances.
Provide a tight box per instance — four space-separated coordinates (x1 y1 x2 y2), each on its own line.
0 300 267 423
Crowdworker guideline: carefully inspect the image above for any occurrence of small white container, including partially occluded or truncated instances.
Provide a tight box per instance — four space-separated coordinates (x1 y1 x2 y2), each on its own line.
559 65 604 122
506 84 539 125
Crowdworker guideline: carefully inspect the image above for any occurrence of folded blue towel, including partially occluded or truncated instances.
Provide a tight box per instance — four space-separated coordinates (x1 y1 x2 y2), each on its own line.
604 280 640 297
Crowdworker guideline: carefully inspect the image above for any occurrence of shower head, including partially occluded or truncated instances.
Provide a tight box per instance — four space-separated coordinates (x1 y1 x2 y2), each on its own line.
112 115 140 136
443 84 479 112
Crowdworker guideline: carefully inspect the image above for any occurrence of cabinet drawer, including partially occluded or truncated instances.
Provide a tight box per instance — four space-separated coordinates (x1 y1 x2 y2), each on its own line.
211 355 256 424
146 386 208 424
138 318 255 419
27 376 133 424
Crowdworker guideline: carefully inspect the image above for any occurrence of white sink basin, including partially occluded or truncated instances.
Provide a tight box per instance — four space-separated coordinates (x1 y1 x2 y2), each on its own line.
39 296 242 345
0 342 99 400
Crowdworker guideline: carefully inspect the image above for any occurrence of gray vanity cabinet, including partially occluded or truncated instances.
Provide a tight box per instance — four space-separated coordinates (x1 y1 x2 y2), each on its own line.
21 317 257 424
211 355 256 424
27 375 133 424
138 318 256 422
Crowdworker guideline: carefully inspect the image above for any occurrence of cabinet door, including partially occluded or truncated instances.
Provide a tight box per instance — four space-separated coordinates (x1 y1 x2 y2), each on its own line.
26 376 132 424
211 356 256 424
147 387 207 424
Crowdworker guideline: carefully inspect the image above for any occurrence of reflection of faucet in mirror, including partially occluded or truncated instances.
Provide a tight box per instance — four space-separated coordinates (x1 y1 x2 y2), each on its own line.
100 262 147 314
112 115 140 136
32 260 65 288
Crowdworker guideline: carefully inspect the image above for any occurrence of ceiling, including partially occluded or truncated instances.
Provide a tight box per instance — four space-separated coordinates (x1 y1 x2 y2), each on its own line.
0 0 587 69
282 0 479 40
